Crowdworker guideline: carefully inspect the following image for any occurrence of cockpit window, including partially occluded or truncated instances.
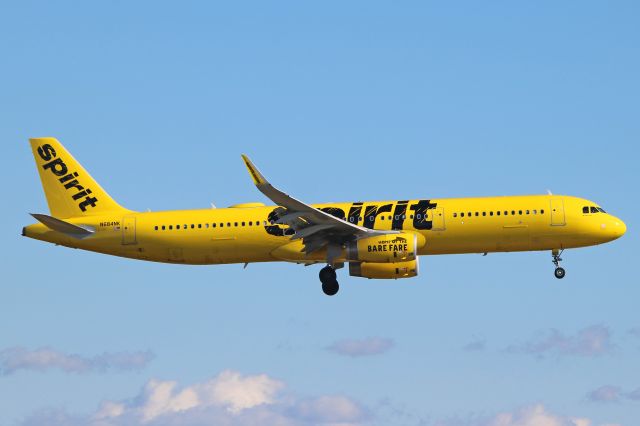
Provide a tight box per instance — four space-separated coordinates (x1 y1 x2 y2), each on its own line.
590 206 599 213
597 207 606 213
583 206 589 214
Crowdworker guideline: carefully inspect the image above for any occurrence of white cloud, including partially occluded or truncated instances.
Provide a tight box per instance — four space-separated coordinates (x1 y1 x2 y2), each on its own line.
208 370 284 413
22 370 368 426
327 337 394 357
0 347 153 375
626 387 640 401
506 325 613 358
487 404 589 426
586 386 622 403
584 384 640 403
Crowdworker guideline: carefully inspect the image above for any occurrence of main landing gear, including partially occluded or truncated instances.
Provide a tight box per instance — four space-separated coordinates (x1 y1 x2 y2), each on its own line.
319 265 339 296
552 249 566 279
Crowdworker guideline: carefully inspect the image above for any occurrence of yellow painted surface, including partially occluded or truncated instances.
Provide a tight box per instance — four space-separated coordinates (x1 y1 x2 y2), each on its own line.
23 195 626 265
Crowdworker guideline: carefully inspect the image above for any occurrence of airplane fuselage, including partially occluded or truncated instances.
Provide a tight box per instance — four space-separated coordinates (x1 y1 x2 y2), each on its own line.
24 194 626 265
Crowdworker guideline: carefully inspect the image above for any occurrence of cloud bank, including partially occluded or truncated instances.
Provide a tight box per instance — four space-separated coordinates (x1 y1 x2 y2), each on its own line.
327 337 394 357
0 347 154 375
506 325 613 358
587 384 640 403
22 370 368 426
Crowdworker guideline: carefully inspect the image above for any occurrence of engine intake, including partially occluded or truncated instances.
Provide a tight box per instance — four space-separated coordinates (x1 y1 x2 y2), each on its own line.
349 259 419 279
346 232 418 263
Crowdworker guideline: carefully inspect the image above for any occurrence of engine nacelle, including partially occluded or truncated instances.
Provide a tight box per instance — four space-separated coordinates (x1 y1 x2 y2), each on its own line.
346 232 418 263
349 259 419 279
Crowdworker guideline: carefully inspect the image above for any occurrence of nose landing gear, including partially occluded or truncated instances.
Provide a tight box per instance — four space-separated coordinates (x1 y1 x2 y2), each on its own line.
319 265 339 296
552 249 566 279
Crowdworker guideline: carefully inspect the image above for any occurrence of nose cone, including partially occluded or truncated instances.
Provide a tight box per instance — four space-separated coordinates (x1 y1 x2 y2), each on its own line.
613 218 627 239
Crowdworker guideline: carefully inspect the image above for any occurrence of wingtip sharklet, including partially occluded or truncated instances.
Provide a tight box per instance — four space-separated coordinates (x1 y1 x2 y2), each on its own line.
241 154 268 186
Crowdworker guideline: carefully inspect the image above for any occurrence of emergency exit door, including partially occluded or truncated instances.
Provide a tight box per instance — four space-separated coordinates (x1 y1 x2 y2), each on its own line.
429 207 446 231
550 198 566 226
122 216 137 245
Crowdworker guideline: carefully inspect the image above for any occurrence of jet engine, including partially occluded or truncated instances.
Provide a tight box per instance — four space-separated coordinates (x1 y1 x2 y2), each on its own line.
349 259 419 279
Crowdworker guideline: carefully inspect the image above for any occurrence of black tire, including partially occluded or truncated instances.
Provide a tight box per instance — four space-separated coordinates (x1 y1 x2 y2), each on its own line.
322 280 339 296
319 266 337 283
554 267 566 279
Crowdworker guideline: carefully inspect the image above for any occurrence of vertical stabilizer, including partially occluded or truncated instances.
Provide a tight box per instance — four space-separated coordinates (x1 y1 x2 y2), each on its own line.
29 137 130 218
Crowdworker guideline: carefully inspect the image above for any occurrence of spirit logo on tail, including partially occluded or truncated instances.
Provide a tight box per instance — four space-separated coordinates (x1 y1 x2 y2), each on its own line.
37 144 99 212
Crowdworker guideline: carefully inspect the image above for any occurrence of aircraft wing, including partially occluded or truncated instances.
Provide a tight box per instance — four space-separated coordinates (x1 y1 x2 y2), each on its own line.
241 155 394 254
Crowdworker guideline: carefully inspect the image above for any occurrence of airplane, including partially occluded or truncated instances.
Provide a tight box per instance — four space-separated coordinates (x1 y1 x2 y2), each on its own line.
23 137 626 296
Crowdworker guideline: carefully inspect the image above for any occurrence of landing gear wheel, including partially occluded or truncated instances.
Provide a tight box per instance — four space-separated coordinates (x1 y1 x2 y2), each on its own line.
319 266 337 282
551 249 566 280
322 279 339 296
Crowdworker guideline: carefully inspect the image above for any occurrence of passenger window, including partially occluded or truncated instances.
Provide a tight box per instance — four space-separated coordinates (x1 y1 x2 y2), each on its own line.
198 224 202 229
490 211 494 216
169 225 173 230
453 213 457 218
590 206 599 213
191 224 195 229
249 221 253 226
511 211 515 215
468 212 471 217
526 210 530 215
583 206 589 214
242 222 246 226
496 211 500 216
475 212 479 217
541 209 545 214
461 212 465 217
381 216 385 220
533 210 537 215
518 210 522 215
220 223 224 228
154 226 158 231
162 225 166 230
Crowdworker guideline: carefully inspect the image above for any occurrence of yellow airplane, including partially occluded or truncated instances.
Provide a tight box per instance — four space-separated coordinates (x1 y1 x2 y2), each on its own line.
23 137 626 296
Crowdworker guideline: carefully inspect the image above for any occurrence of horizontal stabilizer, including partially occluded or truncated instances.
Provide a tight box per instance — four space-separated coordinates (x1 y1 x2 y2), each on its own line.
30 213 95 239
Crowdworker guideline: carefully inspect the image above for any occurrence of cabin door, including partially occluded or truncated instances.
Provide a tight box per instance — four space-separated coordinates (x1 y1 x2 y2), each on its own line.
550 198 566 226
430 207 446 231
122 216 137 245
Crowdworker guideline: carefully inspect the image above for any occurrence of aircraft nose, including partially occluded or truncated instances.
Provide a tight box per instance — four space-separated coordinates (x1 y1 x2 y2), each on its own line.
614 219 627 238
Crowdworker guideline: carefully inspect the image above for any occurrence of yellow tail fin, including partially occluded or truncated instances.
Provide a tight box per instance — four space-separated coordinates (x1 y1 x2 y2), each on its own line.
29 137 129 218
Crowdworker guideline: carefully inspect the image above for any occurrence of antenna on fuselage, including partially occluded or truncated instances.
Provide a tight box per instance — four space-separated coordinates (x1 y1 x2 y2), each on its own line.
211 203 217 209
546 189 553 195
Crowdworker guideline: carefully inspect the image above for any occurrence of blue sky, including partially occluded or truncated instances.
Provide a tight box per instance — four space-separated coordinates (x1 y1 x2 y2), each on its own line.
1 1 638 425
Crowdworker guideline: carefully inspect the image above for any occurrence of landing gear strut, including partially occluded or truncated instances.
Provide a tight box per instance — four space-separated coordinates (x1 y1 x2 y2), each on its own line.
319 265 339 296
552 249 566 279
